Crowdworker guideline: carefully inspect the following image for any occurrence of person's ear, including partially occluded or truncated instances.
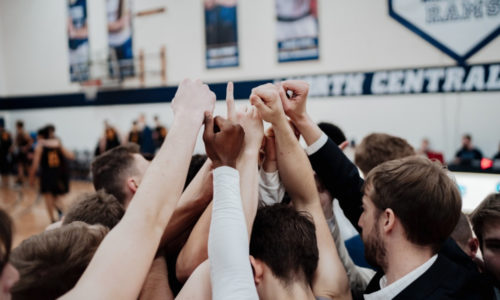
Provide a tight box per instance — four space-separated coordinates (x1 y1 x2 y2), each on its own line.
250 256 264 285
382 208 396 234
468 237 479 259
127 177 139 194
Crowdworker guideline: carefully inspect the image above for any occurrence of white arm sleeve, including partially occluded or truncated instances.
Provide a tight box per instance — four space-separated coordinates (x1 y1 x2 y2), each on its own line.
258 169 285 206
208 166 259 300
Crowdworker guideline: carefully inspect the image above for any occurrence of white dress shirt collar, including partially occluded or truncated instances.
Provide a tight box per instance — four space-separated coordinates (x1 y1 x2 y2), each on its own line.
364 254 438 300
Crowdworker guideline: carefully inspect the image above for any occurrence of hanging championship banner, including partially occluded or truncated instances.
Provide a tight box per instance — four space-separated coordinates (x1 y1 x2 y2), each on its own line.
204 0 239 68
276 0 319 63
107 0 135 78
389 0 500 64
68 0 90 82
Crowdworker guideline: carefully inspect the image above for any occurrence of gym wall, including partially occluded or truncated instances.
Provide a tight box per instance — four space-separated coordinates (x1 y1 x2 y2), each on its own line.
0 0 499 158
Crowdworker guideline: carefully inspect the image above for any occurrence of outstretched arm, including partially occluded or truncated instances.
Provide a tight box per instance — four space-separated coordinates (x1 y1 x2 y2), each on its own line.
139 257 174 300
203 113 258 300
251 84 351 300
160 158 213 250
175 84 263 282
60 79 216 300
280 80 364 231
28 144 42 186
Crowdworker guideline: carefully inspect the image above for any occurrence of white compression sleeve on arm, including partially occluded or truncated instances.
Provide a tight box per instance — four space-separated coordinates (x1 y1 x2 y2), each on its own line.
208 166 259 300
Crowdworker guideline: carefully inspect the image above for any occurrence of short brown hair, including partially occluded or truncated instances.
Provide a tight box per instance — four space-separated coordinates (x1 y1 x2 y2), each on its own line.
450 212 473 250
355 133 415 175
91 143 140 204
63 190 125 229
365 156 461 252
250 204 318 286
0 209 13 273
10 222 108 300
470 193 500 250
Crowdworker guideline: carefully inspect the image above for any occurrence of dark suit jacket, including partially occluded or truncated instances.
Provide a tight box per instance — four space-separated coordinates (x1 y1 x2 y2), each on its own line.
309 138 364 232
365 254 494 299
307 137 495 299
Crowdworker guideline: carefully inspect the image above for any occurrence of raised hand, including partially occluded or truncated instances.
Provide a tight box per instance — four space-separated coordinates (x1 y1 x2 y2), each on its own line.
226 82 236 121
236 105 264 155
172 79 216 126
249 83 286 125
260 127 278 172
279 80 309 122
203 113 245 168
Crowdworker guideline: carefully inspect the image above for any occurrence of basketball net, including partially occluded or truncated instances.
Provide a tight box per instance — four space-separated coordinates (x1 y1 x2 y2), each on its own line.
80 79 101 101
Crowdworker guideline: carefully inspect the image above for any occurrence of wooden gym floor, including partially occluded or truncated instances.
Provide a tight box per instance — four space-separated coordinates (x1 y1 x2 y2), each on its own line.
0 177 94 247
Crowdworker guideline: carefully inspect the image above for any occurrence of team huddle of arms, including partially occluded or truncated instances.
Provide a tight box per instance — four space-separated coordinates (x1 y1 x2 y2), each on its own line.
0 78 499 300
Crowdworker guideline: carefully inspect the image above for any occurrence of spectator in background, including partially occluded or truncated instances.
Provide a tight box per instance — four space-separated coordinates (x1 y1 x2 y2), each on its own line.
127 120 142 145
96 120 121 156
14 120 33 185
454 134 483 166
470 193 500 292
0 121 13 187
417 138 444 164
153 115 168 151
137 114 155 159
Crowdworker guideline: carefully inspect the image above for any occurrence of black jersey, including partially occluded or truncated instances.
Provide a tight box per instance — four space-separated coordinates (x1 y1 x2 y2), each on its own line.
0 130 12 156
0 130 12 174
40 146 69 195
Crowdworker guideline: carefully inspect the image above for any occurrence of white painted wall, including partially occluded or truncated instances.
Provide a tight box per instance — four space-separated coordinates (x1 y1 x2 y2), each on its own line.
2 91 499 161
0 0 499 160
0 2 6 97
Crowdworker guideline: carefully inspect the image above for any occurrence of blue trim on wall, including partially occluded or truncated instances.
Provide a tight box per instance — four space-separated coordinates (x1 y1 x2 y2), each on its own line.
388 0 500 65
2 61 499 110
0 79 272 110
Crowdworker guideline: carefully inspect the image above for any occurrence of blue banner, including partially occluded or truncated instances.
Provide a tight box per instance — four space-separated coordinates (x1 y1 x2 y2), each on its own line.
205 0 239 69
276 0 319 63
107 0 135 78
68 0 90 82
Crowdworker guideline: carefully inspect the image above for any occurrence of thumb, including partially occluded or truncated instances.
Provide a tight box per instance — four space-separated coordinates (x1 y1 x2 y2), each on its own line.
250 95 269 114
278 85 289 106
203 112 214 144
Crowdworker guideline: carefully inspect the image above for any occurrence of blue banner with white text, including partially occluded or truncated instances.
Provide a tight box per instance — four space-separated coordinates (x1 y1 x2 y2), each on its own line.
276 0 319 63
205 0 239 69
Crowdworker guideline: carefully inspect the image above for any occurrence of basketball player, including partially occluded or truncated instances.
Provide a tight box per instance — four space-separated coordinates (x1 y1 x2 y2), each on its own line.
29 126 75 222
14 121 33 185
0 123 13 187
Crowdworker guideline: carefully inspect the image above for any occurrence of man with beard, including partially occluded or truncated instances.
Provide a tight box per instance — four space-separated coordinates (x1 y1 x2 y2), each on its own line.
359 156 492 299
